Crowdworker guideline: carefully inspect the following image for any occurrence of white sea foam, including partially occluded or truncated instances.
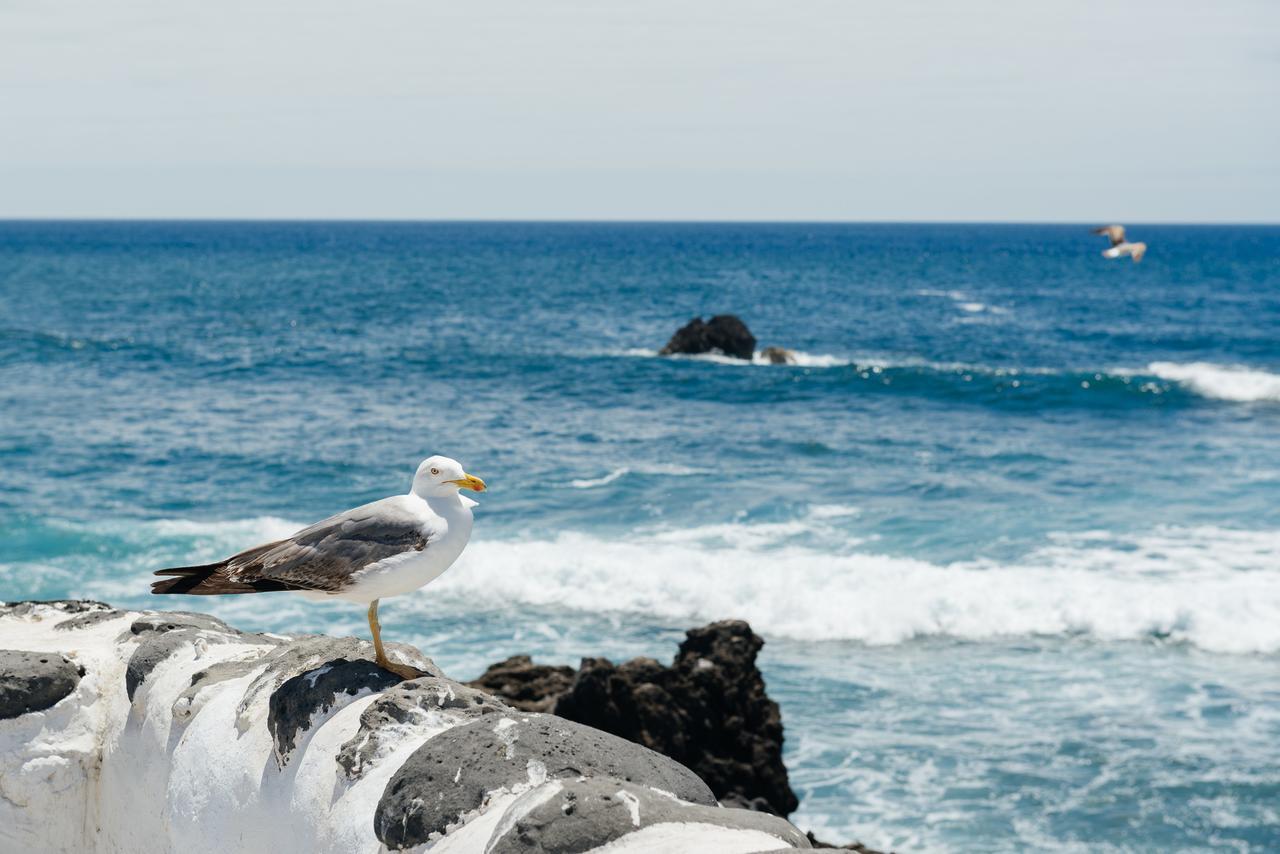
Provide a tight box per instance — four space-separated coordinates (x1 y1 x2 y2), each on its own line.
1146 361 1280 403
423 523 1280 654
621 348 852 368
67 515 1280 654
568 468 630 489
566 463 708 488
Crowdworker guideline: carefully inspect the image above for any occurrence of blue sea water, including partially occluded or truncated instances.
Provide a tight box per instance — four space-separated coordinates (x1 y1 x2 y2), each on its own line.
1 221 1279 851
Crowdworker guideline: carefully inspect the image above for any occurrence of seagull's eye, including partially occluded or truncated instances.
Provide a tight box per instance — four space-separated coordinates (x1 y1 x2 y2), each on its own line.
430 467 440 476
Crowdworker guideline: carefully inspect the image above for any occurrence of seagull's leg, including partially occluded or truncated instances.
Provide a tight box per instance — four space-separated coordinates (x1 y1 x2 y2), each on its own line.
367 598 424 681
368 599 389 668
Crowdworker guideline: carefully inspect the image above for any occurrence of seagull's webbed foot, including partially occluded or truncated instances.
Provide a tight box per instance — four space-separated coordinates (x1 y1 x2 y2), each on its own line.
377 657 430 682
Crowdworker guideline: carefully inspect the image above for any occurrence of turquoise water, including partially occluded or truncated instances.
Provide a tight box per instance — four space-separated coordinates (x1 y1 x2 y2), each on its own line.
2 221 1278 851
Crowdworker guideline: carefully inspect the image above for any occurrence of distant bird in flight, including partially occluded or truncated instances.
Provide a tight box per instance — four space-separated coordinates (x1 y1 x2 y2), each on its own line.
1093 224 1147 263
152 456 486 679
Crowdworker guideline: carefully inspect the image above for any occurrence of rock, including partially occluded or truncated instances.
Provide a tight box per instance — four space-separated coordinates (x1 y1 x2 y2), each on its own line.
375 712 717 848
337 676 510 779
3 602 813 853
659 315 757 360
488 777 811 853
130 611 235 636
478 619 799 817
0 650 83 718
233 635 442 732
761 346 798 365
54 608 126 632
806 831 891 852
1 599 113 619
125 624 256 701
268 658 402 766
468 654 576 712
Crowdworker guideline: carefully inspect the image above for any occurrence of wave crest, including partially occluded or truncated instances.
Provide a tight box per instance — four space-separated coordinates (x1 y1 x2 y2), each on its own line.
1146 361 1280 403
425 524 1280 654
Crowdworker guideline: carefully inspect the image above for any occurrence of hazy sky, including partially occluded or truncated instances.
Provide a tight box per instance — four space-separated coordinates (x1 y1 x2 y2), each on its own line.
2 0 1277 220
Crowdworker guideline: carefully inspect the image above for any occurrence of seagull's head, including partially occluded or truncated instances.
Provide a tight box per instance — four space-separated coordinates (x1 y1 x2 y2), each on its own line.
412 455 487 498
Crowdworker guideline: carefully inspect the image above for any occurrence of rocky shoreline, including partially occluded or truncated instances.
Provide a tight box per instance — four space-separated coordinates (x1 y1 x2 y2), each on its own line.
0 599 844 853
471 620 884 853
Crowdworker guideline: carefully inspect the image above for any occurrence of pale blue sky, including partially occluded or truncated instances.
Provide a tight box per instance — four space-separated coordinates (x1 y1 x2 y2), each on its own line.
1 0 1276 220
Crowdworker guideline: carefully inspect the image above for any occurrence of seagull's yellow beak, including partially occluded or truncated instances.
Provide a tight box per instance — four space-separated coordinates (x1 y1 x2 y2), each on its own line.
449 473 487 492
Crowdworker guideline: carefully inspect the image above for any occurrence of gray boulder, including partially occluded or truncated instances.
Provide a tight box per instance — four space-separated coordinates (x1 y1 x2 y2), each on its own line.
338 676 510 779
375 712 716 848
0 650 83 719
489 777 811 853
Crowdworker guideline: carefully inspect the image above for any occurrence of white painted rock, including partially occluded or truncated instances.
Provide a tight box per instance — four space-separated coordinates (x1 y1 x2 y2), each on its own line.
0 600 810 853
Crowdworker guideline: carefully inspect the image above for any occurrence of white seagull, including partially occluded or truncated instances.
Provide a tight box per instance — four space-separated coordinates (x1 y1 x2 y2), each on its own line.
153 455 486 679
1093 224 1147 263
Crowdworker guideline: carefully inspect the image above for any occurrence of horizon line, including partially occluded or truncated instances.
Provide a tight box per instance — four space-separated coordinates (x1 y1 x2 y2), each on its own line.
1 217 1277 227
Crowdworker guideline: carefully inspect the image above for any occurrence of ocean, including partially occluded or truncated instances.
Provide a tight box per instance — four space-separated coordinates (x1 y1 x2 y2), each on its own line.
1 221 1278 852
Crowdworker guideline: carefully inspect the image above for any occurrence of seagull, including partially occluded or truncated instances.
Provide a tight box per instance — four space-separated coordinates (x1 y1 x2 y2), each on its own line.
1093 224 1148 263
1102 241 1147 263
152 456 486 679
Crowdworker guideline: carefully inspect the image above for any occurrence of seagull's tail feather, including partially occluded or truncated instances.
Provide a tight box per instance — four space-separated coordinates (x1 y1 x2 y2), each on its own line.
151 562 292 595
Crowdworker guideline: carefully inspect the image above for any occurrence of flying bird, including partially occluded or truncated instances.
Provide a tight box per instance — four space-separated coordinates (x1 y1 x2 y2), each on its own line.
152 455 486 679
1102 241 1147 263
1093 224 1147 263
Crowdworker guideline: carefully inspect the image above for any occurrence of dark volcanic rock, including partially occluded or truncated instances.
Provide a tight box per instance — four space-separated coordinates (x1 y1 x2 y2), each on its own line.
0 650 83 718
469 655 575 712
488 777 811 853
806 831 890 852
375 713 716 848
659 315 757 360
268 658 402 766
338 676 510 779
484 620 800 817
234 636 442 732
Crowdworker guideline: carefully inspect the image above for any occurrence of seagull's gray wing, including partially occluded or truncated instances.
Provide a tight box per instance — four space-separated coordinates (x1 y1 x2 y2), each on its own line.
152 498 429 595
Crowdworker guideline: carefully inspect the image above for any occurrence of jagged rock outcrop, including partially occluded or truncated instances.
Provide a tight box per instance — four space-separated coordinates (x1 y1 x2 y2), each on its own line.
0 600 813 853
472 619 799 816
660 315 758 360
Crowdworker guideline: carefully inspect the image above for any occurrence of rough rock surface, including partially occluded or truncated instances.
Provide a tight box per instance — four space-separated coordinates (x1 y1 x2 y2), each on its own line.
659 314 757 360
337 676 509 779
473 619 799 816
268 658 402 766
0 650 83 719
1 601 811 854
376 712 717 848
469 654 575 712
488 777 811 853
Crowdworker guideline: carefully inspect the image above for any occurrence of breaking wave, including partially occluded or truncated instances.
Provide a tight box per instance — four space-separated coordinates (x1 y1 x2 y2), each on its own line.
1145 362 1280 403
618 349 1280 406
30 515 1280 656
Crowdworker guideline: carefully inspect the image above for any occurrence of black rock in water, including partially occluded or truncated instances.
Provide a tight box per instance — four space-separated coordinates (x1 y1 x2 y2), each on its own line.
467 654 574 712
471 619 799 817
659 315 757 360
